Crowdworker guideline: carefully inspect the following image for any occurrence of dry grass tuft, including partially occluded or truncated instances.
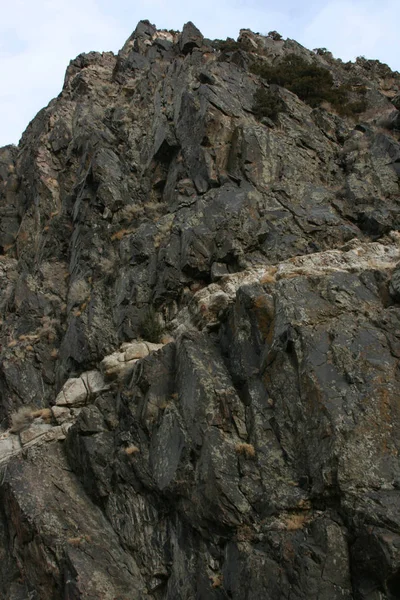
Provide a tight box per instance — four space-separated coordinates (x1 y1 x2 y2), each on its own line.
3 243 15 253
10 406 54 432
111 228 133 241
10 407 34 433
124 445 140 455
283 512 310 531
236 524 255 542
210 574 223 588
260 267 277 284
235 443 256 459
67 535 91 547
31 408 53 423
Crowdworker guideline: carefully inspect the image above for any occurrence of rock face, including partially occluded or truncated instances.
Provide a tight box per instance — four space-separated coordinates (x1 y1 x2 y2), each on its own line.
0 20 400 599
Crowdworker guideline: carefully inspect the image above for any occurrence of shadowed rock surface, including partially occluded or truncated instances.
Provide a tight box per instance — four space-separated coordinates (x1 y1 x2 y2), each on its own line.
1 21 400 599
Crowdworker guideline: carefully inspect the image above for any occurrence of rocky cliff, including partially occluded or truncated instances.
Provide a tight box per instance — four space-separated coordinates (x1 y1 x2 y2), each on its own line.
1 20 400 599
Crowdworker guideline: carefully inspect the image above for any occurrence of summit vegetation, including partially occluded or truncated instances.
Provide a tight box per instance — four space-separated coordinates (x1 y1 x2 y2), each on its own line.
251 53 368 120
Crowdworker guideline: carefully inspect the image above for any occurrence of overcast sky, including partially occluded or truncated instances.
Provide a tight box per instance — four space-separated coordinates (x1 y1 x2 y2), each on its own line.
1 0 399 147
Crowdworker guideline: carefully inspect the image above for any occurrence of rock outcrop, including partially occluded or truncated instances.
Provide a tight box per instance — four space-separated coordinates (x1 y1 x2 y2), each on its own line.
1 20 400 599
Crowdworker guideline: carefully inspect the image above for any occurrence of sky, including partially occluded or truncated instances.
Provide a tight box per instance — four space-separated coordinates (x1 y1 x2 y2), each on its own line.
0 0 399 147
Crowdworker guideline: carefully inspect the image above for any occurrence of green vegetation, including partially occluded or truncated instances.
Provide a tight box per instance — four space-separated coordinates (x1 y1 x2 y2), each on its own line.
252 87 285 122
140 307 164 343
212 38 241 53
313 47 331 57
268 31 283 41
251 53 367 118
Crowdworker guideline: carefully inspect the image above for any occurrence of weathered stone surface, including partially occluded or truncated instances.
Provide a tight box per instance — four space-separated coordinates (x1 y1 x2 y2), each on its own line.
55 370 108 406
19 422 54 445
1 19 400 600
55 376 87 406
51 404 71 424
389 262 400 301
1 444 147 599
392 94 400 110
0 433 21 465
211 261 230 281
179 21 204 54
123 341 150 360
81 369 108 395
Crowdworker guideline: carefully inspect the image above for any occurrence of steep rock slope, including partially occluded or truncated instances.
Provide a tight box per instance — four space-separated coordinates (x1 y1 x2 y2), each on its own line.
0 20 400 599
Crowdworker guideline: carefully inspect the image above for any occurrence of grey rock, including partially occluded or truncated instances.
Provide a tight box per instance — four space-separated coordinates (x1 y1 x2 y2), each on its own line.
391 93 400 110
211 262 230 281
389 263 400 301
1 20 400 600
179 21 204 54
2 444 147 598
